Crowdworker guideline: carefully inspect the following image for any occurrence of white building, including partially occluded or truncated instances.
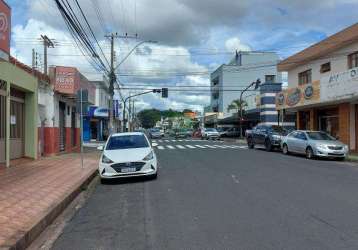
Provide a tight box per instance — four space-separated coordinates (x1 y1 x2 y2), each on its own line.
210 51 282 115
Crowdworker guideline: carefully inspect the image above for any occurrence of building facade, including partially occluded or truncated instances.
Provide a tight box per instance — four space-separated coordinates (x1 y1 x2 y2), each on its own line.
276 23 358 151
210 51 282 115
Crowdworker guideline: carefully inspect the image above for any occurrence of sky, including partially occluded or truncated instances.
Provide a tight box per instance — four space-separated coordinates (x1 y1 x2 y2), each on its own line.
7 0 358 113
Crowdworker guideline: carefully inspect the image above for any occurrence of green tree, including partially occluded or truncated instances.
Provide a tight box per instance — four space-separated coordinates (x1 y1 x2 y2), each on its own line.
137 109 161 128
227 99 247 113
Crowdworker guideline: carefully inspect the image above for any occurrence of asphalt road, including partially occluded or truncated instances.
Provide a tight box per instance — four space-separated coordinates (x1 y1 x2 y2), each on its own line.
52 138 358 250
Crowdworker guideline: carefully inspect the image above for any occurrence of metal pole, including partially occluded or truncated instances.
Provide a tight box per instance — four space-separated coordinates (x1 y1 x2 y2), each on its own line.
80 89 84 168
109 34 115 135
239 91 244 138
122 99 127 132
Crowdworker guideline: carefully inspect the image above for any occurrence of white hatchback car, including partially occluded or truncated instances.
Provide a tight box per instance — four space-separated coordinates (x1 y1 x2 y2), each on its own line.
98 132 158 182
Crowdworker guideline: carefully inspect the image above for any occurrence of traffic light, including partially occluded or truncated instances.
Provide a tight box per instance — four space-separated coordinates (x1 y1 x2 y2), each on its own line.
152 89 161 93
162 88 168 98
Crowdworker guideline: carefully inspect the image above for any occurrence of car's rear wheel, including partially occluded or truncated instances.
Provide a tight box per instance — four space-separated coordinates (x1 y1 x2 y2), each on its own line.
265 139 272 152
247 138 254 149
282 144 289 155
306 147 314 159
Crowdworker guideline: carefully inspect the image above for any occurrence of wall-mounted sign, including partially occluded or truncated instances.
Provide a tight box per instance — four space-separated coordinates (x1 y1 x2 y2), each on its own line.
321 67 358 102
55 66 79 95
10 115 16 125
277 93 285 105
286 88 301 106
276 81 320 110
88 106 109 118
304 85 314 99
0 0 11 57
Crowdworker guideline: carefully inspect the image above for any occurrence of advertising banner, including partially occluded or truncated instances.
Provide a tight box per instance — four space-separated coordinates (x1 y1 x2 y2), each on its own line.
321 67 358 102
276 80 320 110
0 0 11 56
55 66 79 95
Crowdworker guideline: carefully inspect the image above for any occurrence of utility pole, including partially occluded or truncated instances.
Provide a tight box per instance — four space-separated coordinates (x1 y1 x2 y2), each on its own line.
32 49 35 70
105 33 140 134
40 35 54 75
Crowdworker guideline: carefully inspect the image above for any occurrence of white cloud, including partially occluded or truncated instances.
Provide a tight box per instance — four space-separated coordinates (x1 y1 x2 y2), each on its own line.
225 37 251 52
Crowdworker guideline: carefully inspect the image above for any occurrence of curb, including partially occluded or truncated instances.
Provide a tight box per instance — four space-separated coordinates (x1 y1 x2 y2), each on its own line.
3 169 98 250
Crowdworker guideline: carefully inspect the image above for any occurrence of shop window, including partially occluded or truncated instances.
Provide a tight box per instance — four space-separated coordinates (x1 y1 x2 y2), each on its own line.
298 69 312 85
320 62 331 73
348 51 358 69
265 75 275 83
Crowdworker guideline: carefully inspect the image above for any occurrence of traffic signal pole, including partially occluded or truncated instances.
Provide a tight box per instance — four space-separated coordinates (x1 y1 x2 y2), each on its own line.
122 88 168 132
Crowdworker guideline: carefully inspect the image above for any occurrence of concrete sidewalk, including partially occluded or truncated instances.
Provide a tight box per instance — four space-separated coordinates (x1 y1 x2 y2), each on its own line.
0 152 99 250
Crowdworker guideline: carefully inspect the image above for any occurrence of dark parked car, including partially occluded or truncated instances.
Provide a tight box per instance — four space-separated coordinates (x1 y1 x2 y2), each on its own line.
246 125 288 151
225 127 241 138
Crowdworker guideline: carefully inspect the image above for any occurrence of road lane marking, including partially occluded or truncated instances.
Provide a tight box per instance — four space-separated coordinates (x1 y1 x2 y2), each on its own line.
157 146 165 150
166 145 175 149
176 145 185 149
231 174 239 183
185 145 196 149
195 145 206 148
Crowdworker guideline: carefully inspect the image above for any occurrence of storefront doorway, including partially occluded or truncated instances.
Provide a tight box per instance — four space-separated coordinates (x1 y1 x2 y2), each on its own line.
59 102 66 152
318 107 339 139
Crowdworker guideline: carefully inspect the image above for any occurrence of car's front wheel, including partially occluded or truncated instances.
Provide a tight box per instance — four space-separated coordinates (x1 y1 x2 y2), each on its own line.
306 147 315 159
265 139 272 152
247 138 254 149
282 144 289 155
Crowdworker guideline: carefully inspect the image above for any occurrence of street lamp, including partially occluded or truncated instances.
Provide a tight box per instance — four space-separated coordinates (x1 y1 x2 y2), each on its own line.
114 40 158 71
239 78 261 138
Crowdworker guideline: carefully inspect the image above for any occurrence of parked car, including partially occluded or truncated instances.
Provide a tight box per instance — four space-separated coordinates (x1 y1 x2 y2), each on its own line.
173 128 189 138
149 128 163 139
246 125 288 151
201 128 220 140
281 130 348 160
217 127 230 137
185 129 193 137
225 127 241 138
97 132 158 182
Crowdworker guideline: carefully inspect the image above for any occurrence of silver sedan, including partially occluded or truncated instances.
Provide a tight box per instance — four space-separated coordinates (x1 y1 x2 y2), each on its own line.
281 130 349 160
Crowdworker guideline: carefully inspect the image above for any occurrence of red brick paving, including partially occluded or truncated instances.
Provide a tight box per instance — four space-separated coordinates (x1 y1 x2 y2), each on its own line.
0 152 99 249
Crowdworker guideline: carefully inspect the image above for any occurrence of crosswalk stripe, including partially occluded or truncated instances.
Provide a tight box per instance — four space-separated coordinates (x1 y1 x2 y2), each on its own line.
176 145 185 149
213 145 227 148
165 140 170 142
157 146 165 150
166 145 175 149
195 145 206 148
152 140 157 143
185 145 196 149
171 140 177 142
158 140 163 143
178 139 183 142
204 145 217 148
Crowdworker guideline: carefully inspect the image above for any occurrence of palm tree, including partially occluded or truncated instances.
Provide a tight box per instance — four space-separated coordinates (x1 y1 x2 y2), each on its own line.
227 99 248 138
227 99 247 113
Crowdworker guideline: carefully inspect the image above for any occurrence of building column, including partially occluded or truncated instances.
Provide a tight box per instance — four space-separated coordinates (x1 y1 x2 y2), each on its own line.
310 109 317 131
349 104 356 150
5 81 10 167
296 111 301 130
338 103 350 147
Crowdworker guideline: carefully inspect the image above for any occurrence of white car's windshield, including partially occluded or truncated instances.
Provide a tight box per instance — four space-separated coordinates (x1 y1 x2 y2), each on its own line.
205 128 217 132
106 135 149 150
307 132 335 141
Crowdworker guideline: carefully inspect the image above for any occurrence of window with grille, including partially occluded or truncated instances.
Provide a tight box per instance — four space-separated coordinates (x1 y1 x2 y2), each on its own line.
320 62 331 73
298 69 312 85
348 52 358 69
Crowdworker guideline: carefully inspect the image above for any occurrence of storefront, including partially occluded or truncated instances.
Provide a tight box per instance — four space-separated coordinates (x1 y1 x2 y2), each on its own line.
83 106 109 142
276 71 358 151
0 61 38 167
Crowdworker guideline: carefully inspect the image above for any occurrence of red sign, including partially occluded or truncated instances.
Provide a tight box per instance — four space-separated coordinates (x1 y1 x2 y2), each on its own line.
55 66 79 95
0 0 10 54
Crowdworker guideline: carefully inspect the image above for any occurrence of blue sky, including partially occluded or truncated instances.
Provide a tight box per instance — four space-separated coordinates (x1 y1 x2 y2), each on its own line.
6 0 358 111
